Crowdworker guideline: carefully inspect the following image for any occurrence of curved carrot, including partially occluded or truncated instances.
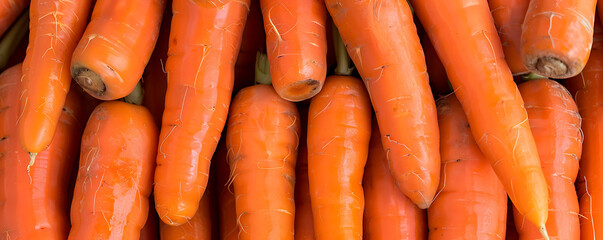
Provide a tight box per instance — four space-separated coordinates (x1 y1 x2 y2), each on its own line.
489 0 530 75
68 101 158 240
409 0 550 235
159 191 213 240
324 0 440 209
429 94 507 240
512 79 581 239
293 102 314 240
0 63 84 240
0 0 28 37
259 0 327 101
566 19 603 240
153 0 250 226
363 121 427 240
70 0 164 100
226 83 300 239
520 0 596 78
18 0 91 169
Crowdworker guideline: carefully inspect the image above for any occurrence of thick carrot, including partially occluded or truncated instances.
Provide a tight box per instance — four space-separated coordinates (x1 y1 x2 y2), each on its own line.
363 121 427 240
293 102 314 240
70 0 164 100
153 0 250 226
159 191 213 240
512 79 582 239
429 94 507 239
140 196 160 240
226 83 300 239
68 101 158 239
520 0 596 78
324 0 440 209
259 0 327 101
409 0 550 235
0 0 28 37
489 0 530 75
0 63 84 240
566 19 603 240
18 0 91 169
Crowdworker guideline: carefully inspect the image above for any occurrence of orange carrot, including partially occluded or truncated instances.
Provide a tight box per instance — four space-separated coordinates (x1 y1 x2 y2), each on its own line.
214 138 237 240
325 0 440 209
409 0 550 235
0 63 85 240
70 0 165 100
159 191 213 240
293 102 314 240
18 0 91 170
566 19 603 240
520 0 597 78
489 0 530 75
259 0 327 101
363 121 427 240
153 0 250 226
512 79 582 239
68 101 158 239
429 94 507 239
226 83 300 239
0 0 28 37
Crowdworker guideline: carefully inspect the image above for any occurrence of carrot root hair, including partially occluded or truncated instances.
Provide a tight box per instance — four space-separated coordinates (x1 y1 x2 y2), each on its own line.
72 64 107 97
538 225 550 240
26 152 37 173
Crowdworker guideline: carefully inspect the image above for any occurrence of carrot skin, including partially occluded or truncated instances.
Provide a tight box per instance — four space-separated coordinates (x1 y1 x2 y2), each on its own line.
409 0 550 228
324 0 440 209
429 94 507 240
18 0 91 156
68 101 158 240
153 0 250 226
159 191 213 240
226 84 300 240
0 64 85 240
307 75 371 240
489 0 530 75
71 0 165 100
363 121 427 240
0 0 28 37
520 0 597 78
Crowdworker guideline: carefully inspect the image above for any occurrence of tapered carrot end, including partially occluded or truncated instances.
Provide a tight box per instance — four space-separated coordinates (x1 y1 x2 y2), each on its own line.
27 152 37 173
538 225 550 240
72 64 106 99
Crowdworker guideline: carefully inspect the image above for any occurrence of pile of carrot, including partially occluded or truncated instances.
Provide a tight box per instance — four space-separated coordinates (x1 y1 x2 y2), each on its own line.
0 0 602 239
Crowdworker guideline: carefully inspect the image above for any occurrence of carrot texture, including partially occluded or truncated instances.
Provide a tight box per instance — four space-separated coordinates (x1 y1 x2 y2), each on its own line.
159 191 213 240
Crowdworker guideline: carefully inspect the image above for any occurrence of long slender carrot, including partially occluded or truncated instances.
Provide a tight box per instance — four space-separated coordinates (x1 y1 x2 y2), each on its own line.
520 0 597 78
153 0 250 226
259 0 327 101
566 19 603 240
18 0 91 171
0 0 28 37
409 0 550 235
324 0 440 209
159 191 213 240
0 63 85 240
226 81 300 239
293 102 314 240
363 121 427 240
512 79 582 239
489 0 530 75
70 0 164 100
429 94 507 240
68 101 158 239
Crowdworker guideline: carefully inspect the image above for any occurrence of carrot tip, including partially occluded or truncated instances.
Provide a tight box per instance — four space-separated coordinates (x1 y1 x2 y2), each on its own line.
538 225 550 240
534 56 567 78
27 152 37 173
72 65 106 98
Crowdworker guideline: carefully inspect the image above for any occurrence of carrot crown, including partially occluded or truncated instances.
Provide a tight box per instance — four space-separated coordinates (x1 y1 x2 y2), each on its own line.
333 25 354 76
122 81 144 105
255 51 272 85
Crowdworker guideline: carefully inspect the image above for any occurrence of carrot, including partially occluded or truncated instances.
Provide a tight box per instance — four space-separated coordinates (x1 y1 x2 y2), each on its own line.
0 63 85 240
68 101 158 240
153 0 250 226
214 138 237 240
140 196 160 240
293 102 314 240
70 0 164 100
234 0 265 92
520 0 597 78
226 63 300 239
259 0 327 101
17 0 91 171
566 18 603 240
409 0 550 235
363 120 427 240
324 0 440 209
0 0 27 37
159 191 213 240
429 94 507 239
488 0 530 75
511 79 582 239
